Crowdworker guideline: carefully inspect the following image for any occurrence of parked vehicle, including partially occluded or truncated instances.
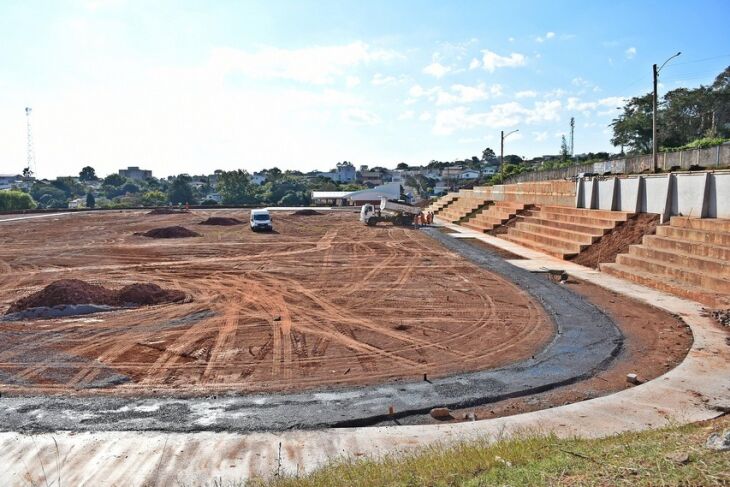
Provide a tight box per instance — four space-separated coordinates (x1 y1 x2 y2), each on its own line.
250 209 273 231
360 198 421 226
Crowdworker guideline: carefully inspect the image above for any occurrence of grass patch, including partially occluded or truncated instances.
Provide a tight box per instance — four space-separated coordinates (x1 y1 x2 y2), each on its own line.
251 416 729 487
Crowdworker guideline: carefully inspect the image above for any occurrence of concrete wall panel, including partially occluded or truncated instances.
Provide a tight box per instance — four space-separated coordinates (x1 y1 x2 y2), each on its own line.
672 172 710 218
616 177 641 212
707 173 730 218
641 175 670 218
596 178 617 210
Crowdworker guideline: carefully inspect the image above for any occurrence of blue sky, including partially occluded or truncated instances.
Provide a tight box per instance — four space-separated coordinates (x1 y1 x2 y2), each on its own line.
1 0 729 178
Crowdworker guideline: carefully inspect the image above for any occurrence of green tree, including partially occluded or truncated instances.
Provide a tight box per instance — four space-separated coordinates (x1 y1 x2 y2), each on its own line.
86 191 95 208
482 147 496 162
560 135 570 163
610 93 654 153
168 176 196 205
51 177 84 198
22 167 33 179
217 170 258 204
0 190 36 210
396 162 410 170
103 173 126 187
79 166 97 181
142 190 168 206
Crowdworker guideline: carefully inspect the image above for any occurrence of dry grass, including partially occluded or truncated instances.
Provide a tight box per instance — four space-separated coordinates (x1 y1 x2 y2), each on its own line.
246 415 730 487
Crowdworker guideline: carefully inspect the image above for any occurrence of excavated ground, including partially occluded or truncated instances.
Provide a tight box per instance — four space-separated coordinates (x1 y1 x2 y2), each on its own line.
0 210 554 397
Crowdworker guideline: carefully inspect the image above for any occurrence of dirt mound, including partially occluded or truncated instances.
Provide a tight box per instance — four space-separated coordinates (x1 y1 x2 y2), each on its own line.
199 217 243 226
136 226 201 238
117 283 186 306
291 209 323 216
6 279 115 314
570 214 660 269
147 208 190 215
5 279 186 315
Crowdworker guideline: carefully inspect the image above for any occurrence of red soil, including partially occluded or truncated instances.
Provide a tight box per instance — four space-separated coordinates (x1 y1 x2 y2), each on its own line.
5 279 185 314
571 213 660 268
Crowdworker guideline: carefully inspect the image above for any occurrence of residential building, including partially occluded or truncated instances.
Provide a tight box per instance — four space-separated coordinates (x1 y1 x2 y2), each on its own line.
317 162 357 183
205 192 223 203
459 169 481 180
251 172 267 185
312 182 401 206
119 166 152 181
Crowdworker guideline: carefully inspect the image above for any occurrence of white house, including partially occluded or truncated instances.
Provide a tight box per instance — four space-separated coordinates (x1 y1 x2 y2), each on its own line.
459 169 481 180
481 167 497 176
205 192 223 203
318 162 357 183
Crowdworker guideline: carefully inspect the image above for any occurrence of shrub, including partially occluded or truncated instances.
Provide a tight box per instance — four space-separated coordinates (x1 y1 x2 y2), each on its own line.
0 190 37 211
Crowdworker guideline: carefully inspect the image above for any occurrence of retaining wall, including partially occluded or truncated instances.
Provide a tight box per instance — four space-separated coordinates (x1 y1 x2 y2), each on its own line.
504 143 730 184
576 171 730 220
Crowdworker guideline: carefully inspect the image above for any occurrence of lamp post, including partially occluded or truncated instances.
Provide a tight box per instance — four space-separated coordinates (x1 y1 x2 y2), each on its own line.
500 129 519 179
653 51 681 172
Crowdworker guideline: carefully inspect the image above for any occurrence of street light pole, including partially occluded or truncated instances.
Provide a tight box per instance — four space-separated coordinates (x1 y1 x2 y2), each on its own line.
500 129 519 179
653 51 681 172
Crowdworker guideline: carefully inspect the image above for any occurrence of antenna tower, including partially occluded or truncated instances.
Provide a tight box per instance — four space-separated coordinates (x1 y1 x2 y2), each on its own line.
25 107 36 176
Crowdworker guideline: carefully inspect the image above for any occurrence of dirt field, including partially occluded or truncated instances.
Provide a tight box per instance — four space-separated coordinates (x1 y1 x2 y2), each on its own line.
0 210 553 396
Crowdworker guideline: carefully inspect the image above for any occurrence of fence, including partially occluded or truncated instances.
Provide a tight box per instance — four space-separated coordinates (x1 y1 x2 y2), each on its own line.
503 143 730 184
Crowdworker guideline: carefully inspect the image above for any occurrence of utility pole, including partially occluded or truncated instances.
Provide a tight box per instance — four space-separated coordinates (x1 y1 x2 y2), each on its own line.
500 129 519 180
653 51 681 173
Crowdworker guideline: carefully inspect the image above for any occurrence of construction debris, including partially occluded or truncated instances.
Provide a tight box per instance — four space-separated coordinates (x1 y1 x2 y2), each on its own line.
626 373 640 385
429 407 452 419
705 430 730 451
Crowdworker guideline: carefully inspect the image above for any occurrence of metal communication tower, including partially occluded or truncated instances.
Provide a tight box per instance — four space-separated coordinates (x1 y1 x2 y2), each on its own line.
25 107 36 176
569 117 575 156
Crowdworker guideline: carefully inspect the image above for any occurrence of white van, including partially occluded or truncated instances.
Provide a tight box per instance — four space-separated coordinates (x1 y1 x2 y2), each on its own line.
249 209 273 232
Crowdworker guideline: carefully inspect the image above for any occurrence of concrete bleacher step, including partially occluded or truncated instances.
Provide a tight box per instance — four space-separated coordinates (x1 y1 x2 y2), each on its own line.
500 233 580 259
670 216 730 233
505 228 585 254
615 254 730 293
628 245 730 278
601 263 728 308
516 215 611 236
656 225 730 247
540 206 632 222
641 235 730 261
533 209 624 229
514 221 600 245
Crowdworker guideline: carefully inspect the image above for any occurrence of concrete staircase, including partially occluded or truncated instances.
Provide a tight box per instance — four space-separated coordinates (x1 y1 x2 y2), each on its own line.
501 206 633 259
427 193 459 214
601 216 730 307
461 201 531 233
438 193 492 223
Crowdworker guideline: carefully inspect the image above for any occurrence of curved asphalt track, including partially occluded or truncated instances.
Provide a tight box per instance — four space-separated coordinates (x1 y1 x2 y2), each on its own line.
0 228 623 433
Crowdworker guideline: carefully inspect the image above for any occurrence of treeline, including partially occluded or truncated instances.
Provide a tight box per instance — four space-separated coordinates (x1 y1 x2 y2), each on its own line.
611 66 730 154
0 191 36 211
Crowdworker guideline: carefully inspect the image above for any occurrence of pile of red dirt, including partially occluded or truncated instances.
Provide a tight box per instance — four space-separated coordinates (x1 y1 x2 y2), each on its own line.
135 226 201 238
147 208 190 215
291 209 323 216
199 217 243 226
570 213 660 269
5 279 186 314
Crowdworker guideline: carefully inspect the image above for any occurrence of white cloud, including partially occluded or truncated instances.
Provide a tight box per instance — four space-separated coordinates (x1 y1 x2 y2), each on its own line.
480 49 526 72
209 42 401 85
508 37 515 43
436 83 490 105
398 110 415 120
533 131 549 142
625 47 637 59
371 73 406 86
419 111 432 121
423 62 451 78
572 77 590 87
515 90 537 99
468 58 481 70
546 32 556 39
342 108 380 125
431 100 562 135
346 76 361 88
535 31 556 43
